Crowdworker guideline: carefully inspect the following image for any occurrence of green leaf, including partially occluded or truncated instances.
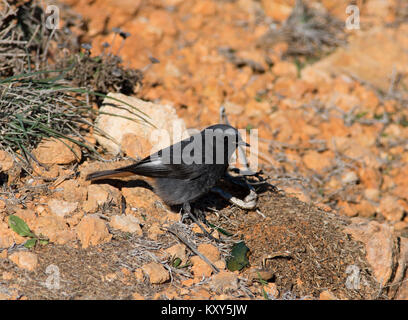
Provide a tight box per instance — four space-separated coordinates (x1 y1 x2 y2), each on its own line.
172 258 182 268
257 272 268 285
178 262 191 269
24 238 37 248
226 241 250 272
262 287 269 300
38 239 49 246
207 223 233 237
8 215 35 237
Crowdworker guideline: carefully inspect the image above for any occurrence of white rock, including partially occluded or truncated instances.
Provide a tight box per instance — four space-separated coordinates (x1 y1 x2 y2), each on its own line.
341 171 358 184
110 215 142 235
94 93 189 156
48 198 78 217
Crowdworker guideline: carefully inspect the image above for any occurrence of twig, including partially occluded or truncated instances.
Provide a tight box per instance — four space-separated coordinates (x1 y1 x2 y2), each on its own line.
164 226 219 274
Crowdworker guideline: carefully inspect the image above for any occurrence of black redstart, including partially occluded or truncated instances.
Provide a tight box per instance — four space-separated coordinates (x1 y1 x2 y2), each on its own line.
85 124 249 211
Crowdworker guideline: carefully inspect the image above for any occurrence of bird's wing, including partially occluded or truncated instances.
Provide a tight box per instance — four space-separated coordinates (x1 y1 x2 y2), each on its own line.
128 158 205 179
116 136 207 180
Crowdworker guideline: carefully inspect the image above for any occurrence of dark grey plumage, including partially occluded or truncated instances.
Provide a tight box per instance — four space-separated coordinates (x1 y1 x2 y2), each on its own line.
85 124 248 206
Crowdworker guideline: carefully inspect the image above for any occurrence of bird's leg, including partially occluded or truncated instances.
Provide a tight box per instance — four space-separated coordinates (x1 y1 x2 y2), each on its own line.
193 207 216 233
182 202 218 242
180 203 190 223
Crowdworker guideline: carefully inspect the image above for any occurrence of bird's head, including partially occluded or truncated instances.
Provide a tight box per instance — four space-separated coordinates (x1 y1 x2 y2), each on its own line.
202 124 250 164
205 124 249 145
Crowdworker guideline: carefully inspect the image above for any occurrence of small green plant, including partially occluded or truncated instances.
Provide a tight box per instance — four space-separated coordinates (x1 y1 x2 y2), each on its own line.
257 272 270 300
374 113 384 120
8 215 48 248
172 257 182 268
170 256 190 269
260 0 346 59
0 72 152 170
355 111 368 120
207 222 233 237
294 58 305 78
254 95 263 102
0 2 148 171
400 115 408 127
294 56 320 78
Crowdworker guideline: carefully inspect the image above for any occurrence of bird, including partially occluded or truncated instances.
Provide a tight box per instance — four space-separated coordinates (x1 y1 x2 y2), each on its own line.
85 124 249 213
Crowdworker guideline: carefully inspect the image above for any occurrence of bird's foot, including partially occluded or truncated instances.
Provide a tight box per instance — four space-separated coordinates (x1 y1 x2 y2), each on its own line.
180 212 190 223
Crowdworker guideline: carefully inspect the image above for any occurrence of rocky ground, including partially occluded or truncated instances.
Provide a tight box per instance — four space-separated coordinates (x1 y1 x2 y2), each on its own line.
1 0 408 300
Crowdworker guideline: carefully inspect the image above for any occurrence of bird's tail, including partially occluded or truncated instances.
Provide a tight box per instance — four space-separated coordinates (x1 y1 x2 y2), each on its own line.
85 168 136 181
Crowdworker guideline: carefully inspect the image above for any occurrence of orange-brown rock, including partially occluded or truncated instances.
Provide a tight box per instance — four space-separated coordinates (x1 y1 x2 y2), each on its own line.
76 215 112 248
33 138 81 165
142 262 170 284
9 251 38 271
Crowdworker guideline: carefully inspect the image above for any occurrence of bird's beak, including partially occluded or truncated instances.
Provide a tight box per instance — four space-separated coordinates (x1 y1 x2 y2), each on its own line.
238 141 250 147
